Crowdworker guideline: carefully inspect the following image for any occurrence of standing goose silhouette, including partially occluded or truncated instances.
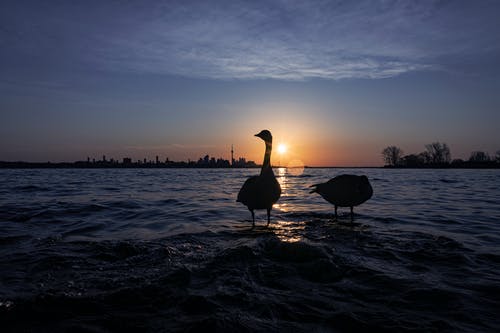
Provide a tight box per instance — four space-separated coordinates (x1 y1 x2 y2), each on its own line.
310 174 373 221
237 130 281 227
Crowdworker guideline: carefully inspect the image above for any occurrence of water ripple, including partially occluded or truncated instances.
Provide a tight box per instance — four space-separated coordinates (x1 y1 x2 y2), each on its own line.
0 168 499 332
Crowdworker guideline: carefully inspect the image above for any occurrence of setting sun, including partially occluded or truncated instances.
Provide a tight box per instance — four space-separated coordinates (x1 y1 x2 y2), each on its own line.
277 143 287 154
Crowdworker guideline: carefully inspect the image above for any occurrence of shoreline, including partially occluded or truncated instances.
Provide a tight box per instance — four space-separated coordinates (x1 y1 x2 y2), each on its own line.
1 162 498 170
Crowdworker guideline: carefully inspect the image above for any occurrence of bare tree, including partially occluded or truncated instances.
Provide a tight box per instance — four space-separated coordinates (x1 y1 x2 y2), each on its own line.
425 142 451 164
381 146 403 166
469 151 490 162
419 151 432 164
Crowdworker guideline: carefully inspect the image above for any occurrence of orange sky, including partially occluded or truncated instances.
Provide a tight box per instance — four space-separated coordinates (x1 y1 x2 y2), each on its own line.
232 134 382 167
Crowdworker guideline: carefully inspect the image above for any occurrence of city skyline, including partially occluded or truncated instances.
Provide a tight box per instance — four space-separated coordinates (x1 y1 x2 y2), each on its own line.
1 1 500 166
2 142 498 169
0 143 257 166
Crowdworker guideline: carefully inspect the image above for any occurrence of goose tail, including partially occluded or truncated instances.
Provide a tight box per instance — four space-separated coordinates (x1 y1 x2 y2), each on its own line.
309 184 319 194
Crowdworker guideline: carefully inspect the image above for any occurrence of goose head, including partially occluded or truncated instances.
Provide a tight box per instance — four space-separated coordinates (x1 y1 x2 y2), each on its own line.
255 130 273 144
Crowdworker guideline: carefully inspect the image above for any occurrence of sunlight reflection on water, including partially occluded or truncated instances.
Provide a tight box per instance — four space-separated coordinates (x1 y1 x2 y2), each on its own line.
272 220 305 243
276 167 288 192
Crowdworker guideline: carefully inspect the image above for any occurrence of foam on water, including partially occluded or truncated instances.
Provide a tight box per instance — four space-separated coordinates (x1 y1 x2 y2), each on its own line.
0 168 499 332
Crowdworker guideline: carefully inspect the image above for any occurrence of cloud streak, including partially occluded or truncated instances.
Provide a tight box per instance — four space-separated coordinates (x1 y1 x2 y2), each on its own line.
3 0 500 80
93 0 437 80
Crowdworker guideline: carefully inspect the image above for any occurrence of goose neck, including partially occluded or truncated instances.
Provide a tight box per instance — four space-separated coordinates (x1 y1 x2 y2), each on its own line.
262 141 272 170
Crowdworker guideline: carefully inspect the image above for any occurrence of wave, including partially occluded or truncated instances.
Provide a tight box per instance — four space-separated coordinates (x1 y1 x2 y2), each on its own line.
439 178 459 183
1 168 499 332
1 227 499 332
13 185 50 192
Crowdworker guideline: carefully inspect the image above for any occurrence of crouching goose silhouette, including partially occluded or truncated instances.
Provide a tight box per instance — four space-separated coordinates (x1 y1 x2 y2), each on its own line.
310 174 373 220
237 130 281 227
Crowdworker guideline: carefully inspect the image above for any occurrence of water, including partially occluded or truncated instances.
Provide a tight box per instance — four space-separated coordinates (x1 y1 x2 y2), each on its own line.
1 168 499 332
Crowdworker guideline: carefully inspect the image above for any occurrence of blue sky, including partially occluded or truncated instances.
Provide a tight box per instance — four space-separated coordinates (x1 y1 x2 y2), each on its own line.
1 0 499 165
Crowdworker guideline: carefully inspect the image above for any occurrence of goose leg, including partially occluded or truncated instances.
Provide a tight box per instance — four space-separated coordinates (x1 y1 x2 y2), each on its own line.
266 208 271 227
251 210 255 228
334 205 338 221
350 206 354 222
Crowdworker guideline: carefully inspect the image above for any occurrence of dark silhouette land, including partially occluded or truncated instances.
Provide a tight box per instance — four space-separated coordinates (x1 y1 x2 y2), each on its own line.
0 153 258 169
382 143 500 168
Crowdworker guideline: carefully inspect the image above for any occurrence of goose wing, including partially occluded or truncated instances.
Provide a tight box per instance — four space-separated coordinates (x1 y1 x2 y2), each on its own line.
237 175 259 204
237 173 281 209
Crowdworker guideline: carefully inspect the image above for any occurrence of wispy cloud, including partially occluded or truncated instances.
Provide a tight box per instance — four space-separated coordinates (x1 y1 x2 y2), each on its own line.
3 0 500 80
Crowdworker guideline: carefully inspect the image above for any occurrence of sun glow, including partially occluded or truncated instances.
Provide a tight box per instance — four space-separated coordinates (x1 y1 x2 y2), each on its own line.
277 143 287 154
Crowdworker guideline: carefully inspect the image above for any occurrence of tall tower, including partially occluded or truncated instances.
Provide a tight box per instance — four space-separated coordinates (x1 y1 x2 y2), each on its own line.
231 144 235 167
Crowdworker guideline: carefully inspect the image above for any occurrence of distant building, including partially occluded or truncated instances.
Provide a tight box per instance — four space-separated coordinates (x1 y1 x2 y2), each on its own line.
246 160 257 167
231 144 235 167
233 157 246 167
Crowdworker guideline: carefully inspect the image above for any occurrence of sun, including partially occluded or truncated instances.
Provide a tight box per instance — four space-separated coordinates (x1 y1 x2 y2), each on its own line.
277 143 287 154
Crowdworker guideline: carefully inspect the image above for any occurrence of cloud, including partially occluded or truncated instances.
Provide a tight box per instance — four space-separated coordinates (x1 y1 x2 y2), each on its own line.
3 0 500 80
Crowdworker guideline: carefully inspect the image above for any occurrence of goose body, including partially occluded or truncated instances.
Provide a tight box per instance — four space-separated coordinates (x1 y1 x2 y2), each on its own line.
310 174 373 220
237 130 281 227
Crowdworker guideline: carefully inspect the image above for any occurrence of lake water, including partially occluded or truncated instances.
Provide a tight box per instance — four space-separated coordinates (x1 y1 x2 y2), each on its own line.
0 168 499 332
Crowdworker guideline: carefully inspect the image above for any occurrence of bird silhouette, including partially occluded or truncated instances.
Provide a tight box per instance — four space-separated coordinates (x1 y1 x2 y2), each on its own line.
310 174 373 221
237 130 281 227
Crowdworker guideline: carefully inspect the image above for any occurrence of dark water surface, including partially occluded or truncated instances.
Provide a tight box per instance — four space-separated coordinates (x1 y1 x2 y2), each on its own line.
1 168 499 332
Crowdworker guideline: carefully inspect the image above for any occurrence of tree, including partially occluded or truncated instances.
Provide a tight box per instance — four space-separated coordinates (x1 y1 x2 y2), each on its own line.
425 142 451 164
382 146 403 166
469 151 490 162
496 150 500 163
402 154 425 167
418 151 432 164
451 158 464 167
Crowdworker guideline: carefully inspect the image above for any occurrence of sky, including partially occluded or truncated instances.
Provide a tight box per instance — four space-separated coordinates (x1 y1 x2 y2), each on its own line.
1 0 499 166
